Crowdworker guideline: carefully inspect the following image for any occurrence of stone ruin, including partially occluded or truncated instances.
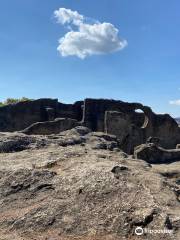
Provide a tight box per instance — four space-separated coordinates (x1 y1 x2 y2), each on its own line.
0 98 180 154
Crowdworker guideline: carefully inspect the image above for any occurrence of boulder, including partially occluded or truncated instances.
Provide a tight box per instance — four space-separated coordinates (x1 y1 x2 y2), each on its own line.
21 118 79 135
134 143 180 164
111 165 129 179
60 126 91 136
0 135 34 153
85 132 118 150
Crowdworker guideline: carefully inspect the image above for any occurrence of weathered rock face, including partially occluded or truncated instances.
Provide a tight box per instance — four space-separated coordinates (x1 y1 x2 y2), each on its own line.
134 143 180 164
0 98 180 153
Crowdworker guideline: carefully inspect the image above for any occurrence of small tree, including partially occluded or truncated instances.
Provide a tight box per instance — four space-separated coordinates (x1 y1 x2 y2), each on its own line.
4 98 20 105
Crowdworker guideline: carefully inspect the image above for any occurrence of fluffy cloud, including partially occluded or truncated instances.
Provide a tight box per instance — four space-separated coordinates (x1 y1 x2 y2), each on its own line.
54 8 127 59
54 8 84 26
169 100 180 106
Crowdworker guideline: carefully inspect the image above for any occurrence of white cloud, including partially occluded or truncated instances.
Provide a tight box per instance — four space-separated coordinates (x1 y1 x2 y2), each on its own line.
54 8 127 59
169 99 180 106
54 8 84 26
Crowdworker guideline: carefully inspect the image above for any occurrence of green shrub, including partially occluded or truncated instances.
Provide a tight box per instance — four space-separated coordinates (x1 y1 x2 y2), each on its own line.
4 98 20 105
0 97 32 106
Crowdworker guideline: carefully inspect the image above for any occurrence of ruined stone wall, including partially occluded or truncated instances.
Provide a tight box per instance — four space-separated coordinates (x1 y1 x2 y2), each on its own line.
82 98 152 131
57 101 83 121
82 98 134 131
0 99 83 132
105 111 144 153
0 99 58 132
0 98 179 153
148 113 180 149
82 98 180 152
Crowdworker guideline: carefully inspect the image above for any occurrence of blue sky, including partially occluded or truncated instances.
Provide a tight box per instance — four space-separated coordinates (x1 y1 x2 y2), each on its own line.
0 0 180 117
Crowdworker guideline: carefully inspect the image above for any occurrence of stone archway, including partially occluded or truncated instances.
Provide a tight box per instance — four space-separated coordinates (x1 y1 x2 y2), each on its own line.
134 108 149 129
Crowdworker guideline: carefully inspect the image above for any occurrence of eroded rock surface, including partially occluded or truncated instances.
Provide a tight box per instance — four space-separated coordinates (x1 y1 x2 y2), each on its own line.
0 127 179 240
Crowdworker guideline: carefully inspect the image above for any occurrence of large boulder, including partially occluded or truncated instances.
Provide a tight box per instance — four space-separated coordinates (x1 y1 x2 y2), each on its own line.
85 131 118 150
134 143 180 164
21 118 79 135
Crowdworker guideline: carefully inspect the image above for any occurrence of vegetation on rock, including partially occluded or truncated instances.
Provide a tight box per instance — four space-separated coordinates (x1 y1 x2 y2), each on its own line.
0 97 32 106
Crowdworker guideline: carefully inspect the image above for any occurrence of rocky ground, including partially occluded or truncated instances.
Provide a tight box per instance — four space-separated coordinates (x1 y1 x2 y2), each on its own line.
0 127 179 240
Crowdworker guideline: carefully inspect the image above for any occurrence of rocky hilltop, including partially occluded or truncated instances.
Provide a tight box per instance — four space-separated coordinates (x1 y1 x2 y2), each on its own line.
0 98 180 240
